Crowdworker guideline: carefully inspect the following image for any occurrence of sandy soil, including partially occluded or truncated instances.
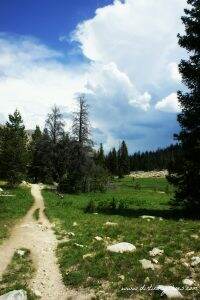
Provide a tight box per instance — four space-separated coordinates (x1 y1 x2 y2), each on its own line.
0 184 90 300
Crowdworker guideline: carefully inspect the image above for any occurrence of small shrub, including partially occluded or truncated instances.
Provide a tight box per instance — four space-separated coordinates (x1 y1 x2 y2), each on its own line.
33 208 40 220
165 184 170 195
118 199 128 210
133 182 141 190
85 199 97 213
57 174 70 193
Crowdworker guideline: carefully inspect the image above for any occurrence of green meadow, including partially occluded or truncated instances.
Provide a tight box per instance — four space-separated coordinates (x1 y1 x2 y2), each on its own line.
43 177 200 299
0 186 33 244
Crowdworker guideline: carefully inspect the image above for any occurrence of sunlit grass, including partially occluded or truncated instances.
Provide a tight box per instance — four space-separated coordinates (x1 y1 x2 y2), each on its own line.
43 177 200 299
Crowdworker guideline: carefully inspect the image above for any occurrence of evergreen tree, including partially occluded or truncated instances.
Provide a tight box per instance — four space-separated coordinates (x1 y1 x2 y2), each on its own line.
59 96 108 193
28 125 43 182
30 128 54 183
72 95 91 146
118 141 130 177
61 95 92 193
167 0 200 210
129 144 180 171
32 125 42 143
0 110 28 185
95 143 105 167
45 106 65 181
106 147 118 175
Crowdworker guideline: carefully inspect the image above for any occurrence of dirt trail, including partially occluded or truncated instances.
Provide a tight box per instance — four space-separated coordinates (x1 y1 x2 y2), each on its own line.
0 184 86 300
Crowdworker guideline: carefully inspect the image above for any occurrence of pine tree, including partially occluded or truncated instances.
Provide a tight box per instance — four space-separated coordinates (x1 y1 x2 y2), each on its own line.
62 95 92 193
167 0 200 210
118 141 130 177
32 125 42 143
72 95 91 146
45 106 65 181
95 143 105 167
0 110 28 185
28 125 43 182
106 147 118 175
30 128 54 183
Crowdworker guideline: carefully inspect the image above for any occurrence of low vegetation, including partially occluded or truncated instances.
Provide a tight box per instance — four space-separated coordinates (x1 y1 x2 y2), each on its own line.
43 177 200 299
0 186 33 243
0 248 36 299
33 208 40 221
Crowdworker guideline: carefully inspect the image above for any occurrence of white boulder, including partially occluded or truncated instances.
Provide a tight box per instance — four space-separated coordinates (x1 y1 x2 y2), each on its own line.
67 232 75 237
94 236 103 241
190 234 198 240
16 250 25 257
156 285 183 298
152 258 158 264
104 222 118 226
107 242 136 253
118 275 125 281
33 290 41 298
139 259 154 270
83 253 95 259
74 243 84 248
0 290 27 300
186 251 195 256
182 278 194 286
141 215 155 220
191 256 200 266
149 248 164 257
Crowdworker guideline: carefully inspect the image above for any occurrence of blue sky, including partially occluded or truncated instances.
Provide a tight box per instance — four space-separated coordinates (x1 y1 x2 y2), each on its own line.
0 0 187 152
0 0 112 54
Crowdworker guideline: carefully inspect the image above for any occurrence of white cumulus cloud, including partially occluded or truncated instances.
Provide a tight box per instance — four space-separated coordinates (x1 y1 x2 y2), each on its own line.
74 0 186 89
155 93 181 113
168 62 182 82
0 35 86 128
0 0 188 150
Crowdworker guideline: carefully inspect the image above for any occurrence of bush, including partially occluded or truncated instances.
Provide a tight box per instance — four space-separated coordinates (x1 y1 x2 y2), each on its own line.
86 197 128 213
57 174 70 193
58 164 109 194
133 182 141 190
85 200 97 213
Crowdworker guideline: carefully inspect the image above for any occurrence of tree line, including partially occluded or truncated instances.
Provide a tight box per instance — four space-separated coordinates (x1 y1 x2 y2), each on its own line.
129 144 181 171
0 96 131 192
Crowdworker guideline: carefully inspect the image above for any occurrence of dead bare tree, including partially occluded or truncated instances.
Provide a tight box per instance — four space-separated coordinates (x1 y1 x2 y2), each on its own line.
72 95 90 146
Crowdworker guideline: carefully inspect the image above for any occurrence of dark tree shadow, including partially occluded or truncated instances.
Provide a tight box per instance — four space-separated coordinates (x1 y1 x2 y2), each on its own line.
87 207 200 220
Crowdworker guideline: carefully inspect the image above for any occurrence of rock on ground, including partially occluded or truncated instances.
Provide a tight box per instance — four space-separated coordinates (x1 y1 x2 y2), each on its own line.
190 234 199 240
191 256 200 266
107 242 136 253
83 253 95 259
0 290 27 300
149 248 164 257
156 285 183 298
139 259 154 270
182 278 194 286
104 222 118 226
19 181 31 188
141 215 155 220
16 249 25 257
130 170 168 178
94 236 103 241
